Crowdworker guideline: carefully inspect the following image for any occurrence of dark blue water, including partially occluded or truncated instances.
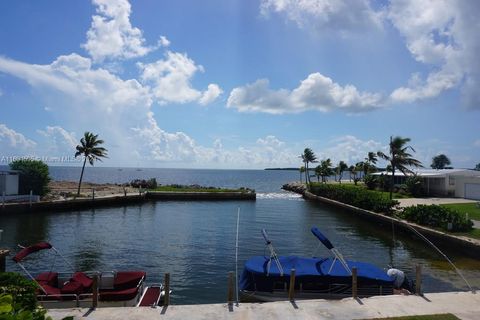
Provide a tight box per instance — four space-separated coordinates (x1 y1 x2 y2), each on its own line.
1 167 479 304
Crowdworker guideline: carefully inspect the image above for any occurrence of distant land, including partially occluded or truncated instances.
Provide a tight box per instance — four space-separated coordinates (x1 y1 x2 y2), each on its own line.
264 168 299 171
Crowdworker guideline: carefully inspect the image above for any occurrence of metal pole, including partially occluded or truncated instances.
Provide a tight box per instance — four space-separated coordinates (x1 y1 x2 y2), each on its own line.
288 269 296 301
227 271 234 305
164 273 170 306
124 187 127 197
352 267 358 299
416 265 422 296
92 274 99 309
235 207 240 306
92 188 95 200
139 186 142 196
29 190 32 207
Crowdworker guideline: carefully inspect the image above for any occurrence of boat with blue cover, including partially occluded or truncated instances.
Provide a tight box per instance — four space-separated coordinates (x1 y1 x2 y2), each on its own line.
239 227 412 301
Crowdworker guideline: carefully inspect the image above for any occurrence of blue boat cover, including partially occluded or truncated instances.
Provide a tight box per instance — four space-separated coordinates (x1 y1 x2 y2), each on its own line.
311 227 334 250
243 256 392 282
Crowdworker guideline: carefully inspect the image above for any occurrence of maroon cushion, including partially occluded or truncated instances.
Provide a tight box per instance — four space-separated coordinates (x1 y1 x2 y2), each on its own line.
38 284 61 298
99 287 140 301
72 272 93 289
114 271 145 290
61 280 84 295
35 272 58 286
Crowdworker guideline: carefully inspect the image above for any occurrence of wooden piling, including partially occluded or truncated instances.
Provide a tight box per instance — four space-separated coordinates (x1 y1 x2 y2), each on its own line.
92 274 99 309
92 188 95 201
164 273 170 306
352 267 358 299
288 269 296 301
0 249 9 273
416 264 422 296
227 271 234 304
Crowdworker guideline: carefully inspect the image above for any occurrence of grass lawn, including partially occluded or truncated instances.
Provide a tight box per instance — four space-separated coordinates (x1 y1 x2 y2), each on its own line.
363 313 460 320
372 190 411 199
440 203 480 220
152 185 250 193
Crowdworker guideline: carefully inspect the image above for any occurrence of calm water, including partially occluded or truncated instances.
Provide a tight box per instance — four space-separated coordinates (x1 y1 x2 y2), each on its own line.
1 167 479 304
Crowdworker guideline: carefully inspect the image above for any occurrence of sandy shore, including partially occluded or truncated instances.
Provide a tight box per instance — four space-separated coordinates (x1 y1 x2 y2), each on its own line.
45 181 137 200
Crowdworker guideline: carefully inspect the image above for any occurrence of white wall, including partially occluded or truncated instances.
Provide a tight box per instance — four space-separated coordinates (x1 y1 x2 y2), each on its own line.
455 176 480 198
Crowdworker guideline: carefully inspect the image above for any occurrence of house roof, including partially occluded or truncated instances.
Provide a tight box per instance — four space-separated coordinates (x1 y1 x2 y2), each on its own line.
371 169 479 178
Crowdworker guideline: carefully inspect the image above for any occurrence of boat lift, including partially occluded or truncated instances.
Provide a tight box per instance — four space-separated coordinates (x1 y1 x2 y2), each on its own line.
311 227 351 275
261 229 284 277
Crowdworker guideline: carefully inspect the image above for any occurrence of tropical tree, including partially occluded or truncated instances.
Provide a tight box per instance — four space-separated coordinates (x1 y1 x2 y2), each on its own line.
364 151 378 175
336 161 348 183
377 136 423 199
300 148 317 184
299 166 305 183
431 154 451 169
75 132 108 196
318 159 334 183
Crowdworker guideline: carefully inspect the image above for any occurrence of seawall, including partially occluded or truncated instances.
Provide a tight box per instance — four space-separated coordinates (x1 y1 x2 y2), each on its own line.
0 191 255 215
282 182 480 259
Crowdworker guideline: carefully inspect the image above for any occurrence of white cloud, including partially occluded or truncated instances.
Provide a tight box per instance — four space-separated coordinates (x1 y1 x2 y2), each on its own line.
37 126 78 155
388 0 480 108
138 51 221 105
158 35 170 47
260 0 382 33
320 135 382 165
0 124 36 152
199 84 223 106
227 73 383 114
82 0 155 62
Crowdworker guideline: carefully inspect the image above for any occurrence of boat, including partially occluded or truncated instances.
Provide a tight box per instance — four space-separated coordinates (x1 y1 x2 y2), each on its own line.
12 242 168 308
239 227 413 301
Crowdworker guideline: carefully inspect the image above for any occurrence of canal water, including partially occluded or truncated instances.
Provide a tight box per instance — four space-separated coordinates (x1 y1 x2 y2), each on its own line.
1 167 479 304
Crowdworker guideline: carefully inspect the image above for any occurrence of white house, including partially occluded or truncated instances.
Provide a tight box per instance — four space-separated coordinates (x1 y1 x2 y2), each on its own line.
0 170 19 195
372 169 480 200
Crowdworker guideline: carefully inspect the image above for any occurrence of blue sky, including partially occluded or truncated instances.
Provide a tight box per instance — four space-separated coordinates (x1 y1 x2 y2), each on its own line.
0 0 479 169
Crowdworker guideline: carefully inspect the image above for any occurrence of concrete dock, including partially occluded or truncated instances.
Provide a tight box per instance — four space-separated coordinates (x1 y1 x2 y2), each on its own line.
47 291 479 320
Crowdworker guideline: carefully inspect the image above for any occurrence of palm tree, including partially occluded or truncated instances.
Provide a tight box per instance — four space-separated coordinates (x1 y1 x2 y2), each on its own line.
75 132 108 196
300 148 317 184
319 158 333 183
336 161 348 183
299 166 305 183
377 136 422 199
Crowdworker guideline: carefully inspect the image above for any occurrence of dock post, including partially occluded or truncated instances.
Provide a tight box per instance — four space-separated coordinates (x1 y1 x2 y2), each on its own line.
352 267 358 299
92 274 99 309
416 264 422 296
29 190 32 207
0 249 9 273
92 188 95 201
164 273 170 306
124 187 127 197
227 271 234 305
288 268 296 301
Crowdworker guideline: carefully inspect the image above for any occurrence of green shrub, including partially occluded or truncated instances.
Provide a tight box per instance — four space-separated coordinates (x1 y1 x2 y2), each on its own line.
399 205 473 232
405 175 424 197
309 183 399 214
363 174 377 190
9 159 51 196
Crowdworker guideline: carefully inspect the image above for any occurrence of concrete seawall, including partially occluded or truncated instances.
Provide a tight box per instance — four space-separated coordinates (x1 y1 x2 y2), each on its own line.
47 291 480 320
0 191 255 215
283 183 480 259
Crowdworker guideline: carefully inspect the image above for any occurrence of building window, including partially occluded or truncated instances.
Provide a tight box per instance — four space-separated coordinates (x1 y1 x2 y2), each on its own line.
449 176 455 186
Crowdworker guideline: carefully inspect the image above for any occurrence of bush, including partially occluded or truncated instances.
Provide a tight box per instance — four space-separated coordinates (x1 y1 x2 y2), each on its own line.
363 175 377 190
9 159 51 196
309 183 399 214
129 178 158 189
405 175 424 197
399 205 473 232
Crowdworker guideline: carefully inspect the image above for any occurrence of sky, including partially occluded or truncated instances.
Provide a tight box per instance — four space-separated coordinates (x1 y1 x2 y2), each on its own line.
0 0 479 169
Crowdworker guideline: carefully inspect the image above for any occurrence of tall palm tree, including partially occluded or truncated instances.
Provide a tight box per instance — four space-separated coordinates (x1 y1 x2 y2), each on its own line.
336 161 348 183
377 136 422 199
75 132 108 196
319 158 333 183
300 148 317 184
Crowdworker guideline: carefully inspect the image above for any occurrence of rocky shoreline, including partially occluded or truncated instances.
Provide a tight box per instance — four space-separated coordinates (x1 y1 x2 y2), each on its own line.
281 182 307 194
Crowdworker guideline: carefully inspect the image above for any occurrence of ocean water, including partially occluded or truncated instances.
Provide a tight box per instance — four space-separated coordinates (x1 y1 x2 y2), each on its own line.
1 166 479 304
